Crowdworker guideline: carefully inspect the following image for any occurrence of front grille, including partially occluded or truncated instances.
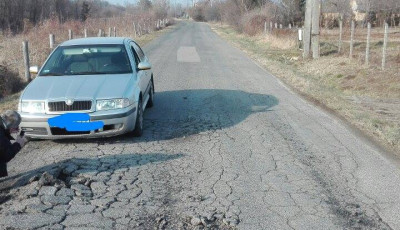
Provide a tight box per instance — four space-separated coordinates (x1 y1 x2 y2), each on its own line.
48 101 92 112
50 127 90 135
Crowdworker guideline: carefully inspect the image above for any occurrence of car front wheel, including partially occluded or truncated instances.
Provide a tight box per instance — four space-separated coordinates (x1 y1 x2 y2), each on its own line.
146 78 154 108
132 97 143 137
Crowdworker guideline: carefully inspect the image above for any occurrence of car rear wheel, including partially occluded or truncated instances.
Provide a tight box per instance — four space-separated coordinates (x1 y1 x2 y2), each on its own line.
132 97 143 137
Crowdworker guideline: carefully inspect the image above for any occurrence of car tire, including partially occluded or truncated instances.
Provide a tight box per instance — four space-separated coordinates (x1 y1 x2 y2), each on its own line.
132 97 144 137
146 78 154 108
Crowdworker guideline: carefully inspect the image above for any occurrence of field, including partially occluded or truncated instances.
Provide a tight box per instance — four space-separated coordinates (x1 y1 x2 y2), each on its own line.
211 23 400 154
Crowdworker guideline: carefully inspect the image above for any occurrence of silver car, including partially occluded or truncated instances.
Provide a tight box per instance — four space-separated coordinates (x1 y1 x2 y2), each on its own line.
18 37 154 139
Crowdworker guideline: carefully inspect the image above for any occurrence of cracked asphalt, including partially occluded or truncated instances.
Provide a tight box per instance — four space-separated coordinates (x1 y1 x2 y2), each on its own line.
1 21 400 229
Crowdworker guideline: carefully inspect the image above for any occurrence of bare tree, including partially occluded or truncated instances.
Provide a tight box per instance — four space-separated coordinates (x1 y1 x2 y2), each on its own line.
0 0 127 34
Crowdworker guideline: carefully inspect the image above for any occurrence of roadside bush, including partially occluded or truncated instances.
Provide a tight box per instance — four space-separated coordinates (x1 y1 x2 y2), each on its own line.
241 11 267 36
189 4 221 22
166 18 175 26
205 6 221 21
220 1 242 30
0 63 25 98
191 7 206 22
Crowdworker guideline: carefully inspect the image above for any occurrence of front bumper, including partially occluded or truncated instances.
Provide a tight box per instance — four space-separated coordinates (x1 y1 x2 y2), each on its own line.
19 106 136 139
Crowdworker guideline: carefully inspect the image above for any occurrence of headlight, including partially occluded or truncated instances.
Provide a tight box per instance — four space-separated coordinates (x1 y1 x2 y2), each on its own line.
21 101 45 113
96 98 131 111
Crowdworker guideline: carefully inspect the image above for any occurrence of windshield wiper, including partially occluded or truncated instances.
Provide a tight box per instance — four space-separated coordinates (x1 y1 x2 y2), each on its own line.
40 72 64 76
71 72 108 75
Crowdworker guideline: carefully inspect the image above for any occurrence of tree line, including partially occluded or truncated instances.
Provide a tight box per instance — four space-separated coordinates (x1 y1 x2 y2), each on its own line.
0 0 126 34
190 0 400 33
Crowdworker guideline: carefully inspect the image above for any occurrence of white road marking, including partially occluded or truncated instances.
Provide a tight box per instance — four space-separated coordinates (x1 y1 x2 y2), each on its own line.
177 46 201 63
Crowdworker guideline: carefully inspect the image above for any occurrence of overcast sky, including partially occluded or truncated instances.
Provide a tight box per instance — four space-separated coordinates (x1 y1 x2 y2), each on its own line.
106 0 131 6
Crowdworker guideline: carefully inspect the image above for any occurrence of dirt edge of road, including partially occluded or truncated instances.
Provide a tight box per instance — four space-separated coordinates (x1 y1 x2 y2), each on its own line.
210 22 400 158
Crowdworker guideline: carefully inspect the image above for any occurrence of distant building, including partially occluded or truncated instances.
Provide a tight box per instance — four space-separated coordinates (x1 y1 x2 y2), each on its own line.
322 0 367 27
350 0 367 22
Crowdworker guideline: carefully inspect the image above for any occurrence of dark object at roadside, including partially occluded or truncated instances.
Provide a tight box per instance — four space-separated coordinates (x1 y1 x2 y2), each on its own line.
0 111 26 177
0 63 25 98
0 123 21 177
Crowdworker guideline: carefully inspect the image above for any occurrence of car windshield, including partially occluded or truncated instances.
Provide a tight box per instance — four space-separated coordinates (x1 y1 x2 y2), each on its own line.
39 44 132 76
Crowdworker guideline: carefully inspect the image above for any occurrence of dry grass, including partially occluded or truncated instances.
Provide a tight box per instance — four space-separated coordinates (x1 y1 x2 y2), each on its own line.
261 32 298 50
211 23 400 154
0 92 21 111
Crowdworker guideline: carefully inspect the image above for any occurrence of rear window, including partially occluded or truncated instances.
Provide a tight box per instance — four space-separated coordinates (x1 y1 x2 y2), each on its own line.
39 44 132 76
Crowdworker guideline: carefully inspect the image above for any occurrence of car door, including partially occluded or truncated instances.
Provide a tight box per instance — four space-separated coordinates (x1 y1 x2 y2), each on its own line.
129 42 148 100
131 42 151 97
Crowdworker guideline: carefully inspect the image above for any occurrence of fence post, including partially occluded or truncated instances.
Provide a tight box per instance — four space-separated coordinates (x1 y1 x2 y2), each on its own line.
338 16 343 53
365 22 371 66
113 27 116 37
133 22 137 38
264 21 267 34
22 41 31 82
84 28 88 38
68 29 73 40
298 28 303 49
289 23 292 29
49 34 55 49
275 22 278 29
279 24 283 29
382 22 389 70
98 29 102 37
108 27 111 37
269 21 273 32
349 20 355 58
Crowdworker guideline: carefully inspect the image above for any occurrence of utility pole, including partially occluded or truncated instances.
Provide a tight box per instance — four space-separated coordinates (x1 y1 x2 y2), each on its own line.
311 0 321 59
303 0 320 59
303 0 313 59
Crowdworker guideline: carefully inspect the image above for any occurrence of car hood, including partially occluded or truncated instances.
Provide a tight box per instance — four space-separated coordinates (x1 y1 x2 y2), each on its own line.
21 74 133 101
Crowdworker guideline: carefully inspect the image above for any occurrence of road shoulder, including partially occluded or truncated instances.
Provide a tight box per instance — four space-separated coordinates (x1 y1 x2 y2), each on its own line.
210 22 400 157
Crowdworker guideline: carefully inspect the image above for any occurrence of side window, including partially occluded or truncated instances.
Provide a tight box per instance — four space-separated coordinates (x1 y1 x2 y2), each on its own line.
132 42 145 61
130 44 140 67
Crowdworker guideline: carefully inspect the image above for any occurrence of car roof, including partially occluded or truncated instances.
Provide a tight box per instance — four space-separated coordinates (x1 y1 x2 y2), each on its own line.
60 37 130 46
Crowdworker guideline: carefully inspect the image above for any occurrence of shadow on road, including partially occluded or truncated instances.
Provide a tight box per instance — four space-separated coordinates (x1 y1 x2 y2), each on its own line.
55 89 279 143
0 90 276 198
0 153 183 192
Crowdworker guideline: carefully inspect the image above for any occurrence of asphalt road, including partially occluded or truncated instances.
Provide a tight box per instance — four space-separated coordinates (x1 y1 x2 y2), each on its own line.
1 21 400 229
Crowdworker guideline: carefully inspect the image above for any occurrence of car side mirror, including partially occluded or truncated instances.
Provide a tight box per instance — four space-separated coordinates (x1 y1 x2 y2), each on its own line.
137 62 151 71
29 66 39 74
